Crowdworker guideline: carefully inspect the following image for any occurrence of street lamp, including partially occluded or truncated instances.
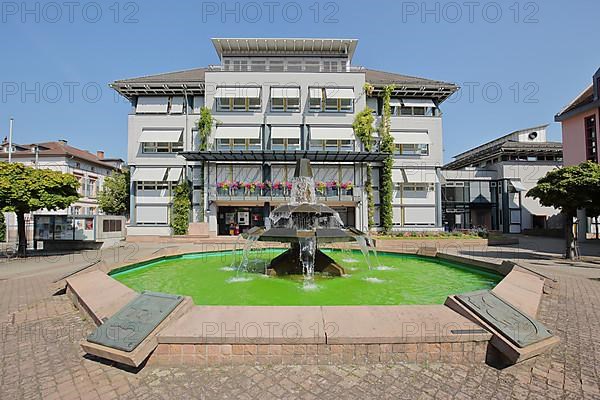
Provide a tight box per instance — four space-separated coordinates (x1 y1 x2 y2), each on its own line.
8 118 14 163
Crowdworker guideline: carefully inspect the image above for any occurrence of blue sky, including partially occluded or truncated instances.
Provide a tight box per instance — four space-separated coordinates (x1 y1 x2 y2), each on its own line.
1 0 598 162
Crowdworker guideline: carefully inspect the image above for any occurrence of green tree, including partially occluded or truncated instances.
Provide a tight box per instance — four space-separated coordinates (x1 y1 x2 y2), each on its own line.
527 161 600 259
98 169 130 216
0 162 79 256
171 182 191 235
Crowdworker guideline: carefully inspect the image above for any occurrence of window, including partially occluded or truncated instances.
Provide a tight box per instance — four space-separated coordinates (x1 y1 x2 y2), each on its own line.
393 143 429 156
396 106 438 117
402 183 434 192
102 219 122 233
269 60 284 72
217 97 261 112
304 60 320 72
137 181 170 191
216 138 262 151
271 138 300 150
312 91 353 113
310 139 355 151
270 97 300 112
286 61 302 72
322 60 340 72
309 97 322 112
232 59 248 71
142 138 183 153
585 115 597 161
250 60 266 71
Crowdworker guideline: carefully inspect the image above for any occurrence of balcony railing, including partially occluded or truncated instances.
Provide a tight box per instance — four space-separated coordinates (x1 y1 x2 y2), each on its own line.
209 186 360 203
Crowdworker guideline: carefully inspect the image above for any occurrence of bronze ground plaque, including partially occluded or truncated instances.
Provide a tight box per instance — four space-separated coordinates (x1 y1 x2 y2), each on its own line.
456 290 553 348
88 291 183 352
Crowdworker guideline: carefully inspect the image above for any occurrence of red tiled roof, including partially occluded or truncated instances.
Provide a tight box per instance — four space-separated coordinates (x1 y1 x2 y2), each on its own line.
0 141 119 170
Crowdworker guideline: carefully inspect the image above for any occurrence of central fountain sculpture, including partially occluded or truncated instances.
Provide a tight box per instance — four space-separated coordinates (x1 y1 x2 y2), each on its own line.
241 158 368 278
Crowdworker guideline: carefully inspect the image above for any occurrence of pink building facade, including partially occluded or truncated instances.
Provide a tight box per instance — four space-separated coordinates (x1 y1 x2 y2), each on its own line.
556 68 600 166
555 67 600 239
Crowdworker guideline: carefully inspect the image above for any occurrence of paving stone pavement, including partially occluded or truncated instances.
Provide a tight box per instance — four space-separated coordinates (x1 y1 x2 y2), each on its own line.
1 249 600 399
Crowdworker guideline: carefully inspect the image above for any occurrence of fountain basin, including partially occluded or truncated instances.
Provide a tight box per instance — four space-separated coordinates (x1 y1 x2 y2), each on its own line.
110 249 502 306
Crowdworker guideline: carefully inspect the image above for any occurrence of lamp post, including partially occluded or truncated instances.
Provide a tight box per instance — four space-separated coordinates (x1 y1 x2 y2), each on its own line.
8 118 14 163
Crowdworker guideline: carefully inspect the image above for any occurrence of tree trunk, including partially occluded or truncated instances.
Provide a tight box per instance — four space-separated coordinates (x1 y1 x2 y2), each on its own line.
564 213 576 260
16 211 27 258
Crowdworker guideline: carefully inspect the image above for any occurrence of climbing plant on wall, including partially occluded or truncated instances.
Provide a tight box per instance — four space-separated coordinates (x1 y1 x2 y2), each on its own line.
352 106 376 229
378 85 395 233
172 181 191 235
195 107 217 222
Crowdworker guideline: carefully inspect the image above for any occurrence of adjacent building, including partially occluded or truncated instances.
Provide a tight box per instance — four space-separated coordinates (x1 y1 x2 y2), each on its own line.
112 38 458 237
0 140 123 243
442 125 563 233
555 67 600 239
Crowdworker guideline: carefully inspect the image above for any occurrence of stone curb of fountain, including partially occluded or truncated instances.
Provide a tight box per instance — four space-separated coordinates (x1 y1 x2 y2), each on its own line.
61 244 557 370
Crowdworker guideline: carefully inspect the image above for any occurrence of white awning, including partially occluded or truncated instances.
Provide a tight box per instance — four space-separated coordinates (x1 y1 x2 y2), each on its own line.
170 97 185 114
510 180 527 192
309 88 323 99
136 96 168 113
138 129 183 143
401 98 436 108
325 88 354 99
214 87 261 98
271 126 301 139
391 132 431 144
403 169 438 183
166 168 183 182
271 87 300 98
389 98 403 107
131 168 167 182
214 126 261 139
310 126 355 140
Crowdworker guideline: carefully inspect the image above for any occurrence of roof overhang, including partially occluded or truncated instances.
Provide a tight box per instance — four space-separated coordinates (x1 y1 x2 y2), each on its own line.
179 150 390 162
370 85 458 104
211 38 358 61
109 82 205 99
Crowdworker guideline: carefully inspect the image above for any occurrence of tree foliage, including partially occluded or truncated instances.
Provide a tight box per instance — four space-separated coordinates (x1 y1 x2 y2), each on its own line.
378 85 395 233
527 161 600 258
0 162 79 255
98 169 130 216
171 181 191 235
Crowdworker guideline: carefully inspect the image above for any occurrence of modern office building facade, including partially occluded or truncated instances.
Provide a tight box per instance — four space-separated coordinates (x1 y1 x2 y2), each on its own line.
111 38 458 236
442 126 563 233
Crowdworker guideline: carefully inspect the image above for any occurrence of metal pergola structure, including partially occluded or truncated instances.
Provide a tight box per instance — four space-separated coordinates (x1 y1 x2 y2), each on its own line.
179 150 391 163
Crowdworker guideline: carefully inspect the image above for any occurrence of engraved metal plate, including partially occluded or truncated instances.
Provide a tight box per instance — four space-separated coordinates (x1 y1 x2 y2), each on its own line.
87 291 183 352
456 290 552 348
